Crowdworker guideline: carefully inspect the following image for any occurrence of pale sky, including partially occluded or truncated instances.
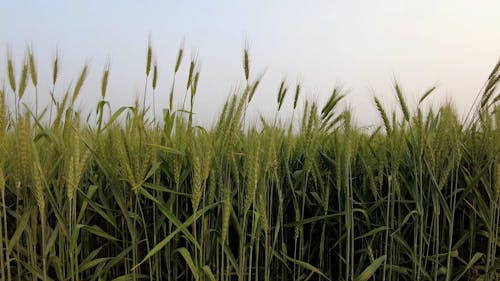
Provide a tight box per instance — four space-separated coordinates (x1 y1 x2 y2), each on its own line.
1 1 499 126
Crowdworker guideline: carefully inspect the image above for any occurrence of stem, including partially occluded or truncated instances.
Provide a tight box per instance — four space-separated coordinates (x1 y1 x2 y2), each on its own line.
152 89 156 124
0 192 4 281
15 187 21 281
2 189 12 281
35 87 38 118
41 209 47 281
143 77 149 116
137 197 153 281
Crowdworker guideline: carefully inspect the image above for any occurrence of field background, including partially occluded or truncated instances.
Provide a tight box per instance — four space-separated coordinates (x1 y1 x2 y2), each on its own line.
0 45 499 281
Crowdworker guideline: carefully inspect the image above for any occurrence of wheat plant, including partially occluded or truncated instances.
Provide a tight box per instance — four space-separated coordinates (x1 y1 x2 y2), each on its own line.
0 44 498 281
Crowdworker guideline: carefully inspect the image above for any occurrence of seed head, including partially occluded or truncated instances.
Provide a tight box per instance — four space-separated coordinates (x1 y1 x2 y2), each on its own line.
174 45 184 74
28 45 38 87
243 48 250 81
18 59 29 99
146 38 152 76
293 83 301 110
186 60 195 91
101 63 110 99
52 51 59 85
152 62 158 90
7 55 16 92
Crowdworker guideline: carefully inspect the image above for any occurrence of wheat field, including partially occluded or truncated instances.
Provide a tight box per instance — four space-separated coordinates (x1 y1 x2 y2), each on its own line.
0 43 499 281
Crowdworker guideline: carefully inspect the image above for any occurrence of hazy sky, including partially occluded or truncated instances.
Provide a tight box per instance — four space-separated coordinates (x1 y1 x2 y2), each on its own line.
1 1 499 126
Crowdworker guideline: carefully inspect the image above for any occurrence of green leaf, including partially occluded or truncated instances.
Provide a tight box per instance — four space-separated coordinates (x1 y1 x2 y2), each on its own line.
202 265 217 281
78 188 117 229
8 206 33 255
284 212 344 227
79 224 119 241
452 252 483 281
77 185 99 224
102 106 133 131
79 257 111 272
111 274 149 281
283 252 329 280
102 245 133 274
175 247 198 279
147 144 184 155
356 226 389 240
44 226 59 257
355 255 386 281
132 201 217 270
19 259 54 281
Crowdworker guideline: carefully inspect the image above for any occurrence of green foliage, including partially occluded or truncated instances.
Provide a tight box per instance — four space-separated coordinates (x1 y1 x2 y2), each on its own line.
0 46 499 281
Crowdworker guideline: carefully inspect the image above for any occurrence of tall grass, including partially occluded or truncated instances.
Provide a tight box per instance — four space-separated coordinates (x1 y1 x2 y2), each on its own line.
0 44 499 281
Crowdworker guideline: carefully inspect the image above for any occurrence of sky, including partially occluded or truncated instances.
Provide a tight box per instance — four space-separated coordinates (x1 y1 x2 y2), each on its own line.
1 1 499 127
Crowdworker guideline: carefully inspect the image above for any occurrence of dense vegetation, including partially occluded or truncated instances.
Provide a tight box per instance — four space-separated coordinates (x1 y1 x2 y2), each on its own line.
0 43 499 281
